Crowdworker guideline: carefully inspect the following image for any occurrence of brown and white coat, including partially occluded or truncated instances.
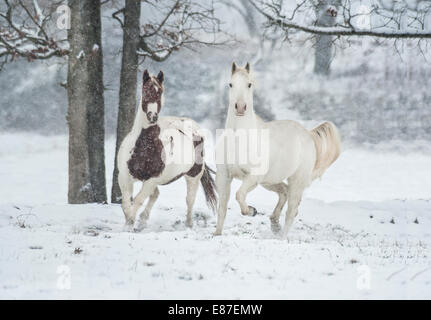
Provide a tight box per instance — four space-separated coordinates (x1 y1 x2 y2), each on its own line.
117 70 216 231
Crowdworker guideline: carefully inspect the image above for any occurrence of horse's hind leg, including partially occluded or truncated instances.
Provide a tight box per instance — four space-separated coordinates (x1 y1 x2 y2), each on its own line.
214 165 232 236
262 183 289 233
281 175 308 239
135 187 160 231
185 175 201 228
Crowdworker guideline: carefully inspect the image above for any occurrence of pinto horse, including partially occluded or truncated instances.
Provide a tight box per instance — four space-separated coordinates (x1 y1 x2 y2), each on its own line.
117 70 217 231
215 62 341 238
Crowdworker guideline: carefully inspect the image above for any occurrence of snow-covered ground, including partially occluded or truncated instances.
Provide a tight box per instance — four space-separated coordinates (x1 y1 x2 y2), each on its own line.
0 133 430 299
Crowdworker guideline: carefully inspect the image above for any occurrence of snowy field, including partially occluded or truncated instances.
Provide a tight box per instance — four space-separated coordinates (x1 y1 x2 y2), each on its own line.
0 133 431 299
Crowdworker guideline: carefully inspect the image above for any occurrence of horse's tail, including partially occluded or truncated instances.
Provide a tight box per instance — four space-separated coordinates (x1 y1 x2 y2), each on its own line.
310 121 341 180
200 164 218 213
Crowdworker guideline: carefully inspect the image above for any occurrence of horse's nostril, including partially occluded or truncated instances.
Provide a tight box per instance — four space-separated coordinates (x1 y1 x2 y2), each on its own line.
235 103 238 109
244 105 247 110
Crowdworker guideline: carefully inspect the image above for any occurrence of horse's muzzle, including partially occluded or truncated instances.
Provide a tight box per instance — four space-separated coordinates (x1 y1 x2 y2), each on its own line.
235 102 246 116
147 112 158 124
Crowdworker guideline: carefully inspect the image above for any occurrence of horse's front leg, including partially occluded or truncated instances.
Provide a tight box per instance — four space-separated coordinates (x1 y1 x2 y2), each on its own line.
236 175 258 216
214 165 232 236
128 180 157 231
118 172 134 228
135 187 159 231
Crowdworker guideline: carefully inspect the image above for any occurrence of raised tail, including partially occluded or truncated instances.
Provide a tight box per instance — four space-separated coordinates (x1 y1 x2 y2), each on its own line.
200 164 218 213
310 121 341 180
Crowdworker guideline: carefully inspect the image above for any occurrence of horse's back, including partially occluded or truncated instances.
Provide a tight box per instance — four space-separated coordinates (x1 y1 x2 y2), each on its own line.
259 119 316 184
158 116 202 133
156 116 204 183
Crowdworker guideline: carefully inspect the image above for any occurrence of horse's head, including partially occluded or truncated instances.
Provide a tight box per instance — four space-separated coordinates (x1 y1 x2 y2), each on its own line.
141 69 164 124
229 62 254 117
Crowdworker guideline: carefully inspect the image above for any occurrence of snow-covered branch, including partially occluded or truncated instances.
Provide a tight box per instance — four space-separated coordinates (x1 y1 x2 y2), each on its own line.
251 0 431 39
114 0 230 62
0 0 68 68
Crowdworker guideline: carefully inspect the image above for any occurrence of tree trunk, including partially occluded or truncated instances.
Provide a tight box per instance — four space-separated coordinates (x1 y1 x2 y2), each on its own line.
67 0 106 203
111 0 141 203
314 33 333 75
313 0 339 75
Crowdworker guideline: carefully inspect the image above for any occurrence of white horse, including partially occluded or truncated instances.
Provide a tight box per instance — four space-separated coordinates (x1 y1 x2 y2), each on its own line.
117 70 217 231
214 62 341 237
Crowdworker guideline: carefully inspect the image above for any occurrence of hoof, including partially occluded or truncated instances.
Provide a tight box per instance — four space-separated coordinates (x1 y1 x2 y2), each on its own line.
213 230 222 236
270 221 281 234
123 222 134 232
279 228 290 240
248 206 258 216
276 233 287 241
133 220 147 232
242 206 258 217
186 220 193 228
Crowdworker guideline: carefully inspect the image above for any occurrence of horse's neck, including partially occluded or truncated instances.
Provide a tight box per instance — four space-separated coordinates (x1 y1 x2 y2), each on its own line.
130 103 151 136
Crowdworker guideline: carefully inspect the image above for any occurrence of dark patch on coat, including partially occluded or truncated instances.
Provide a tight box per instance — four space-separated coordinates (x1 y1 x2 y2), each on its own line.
169 136 174 155
127 125 165 181
186 134 204 177
161 172 184 186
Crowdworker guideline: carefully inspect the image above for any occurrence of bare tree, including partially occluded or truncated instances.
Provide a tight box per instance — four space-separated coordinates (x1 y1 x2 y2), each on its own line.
0 0 68 69
109 0 140 204
67 0 106 203
252 0 431 73
111 0 228 203
1 0 107 203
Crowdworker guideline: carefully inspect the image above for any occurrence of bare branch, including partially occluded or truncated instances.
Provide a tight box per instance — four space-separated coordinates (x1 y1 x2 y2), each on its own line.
135 0 231 62
0 0 68 66
111 8 124 28
251 0 431 39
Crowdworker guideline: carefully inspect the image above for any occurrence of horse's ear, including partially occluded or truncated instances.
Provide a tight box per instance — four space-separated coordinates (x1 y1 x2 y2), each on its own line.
143 70 150 83
245 62 250 73
157 70 164 84
231 62 237 75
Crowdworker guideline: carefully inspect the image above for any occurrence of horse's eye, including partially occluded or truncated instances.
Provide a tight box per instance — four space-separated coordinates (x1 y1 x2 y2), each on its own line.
248 83 252 88
229 83 232 88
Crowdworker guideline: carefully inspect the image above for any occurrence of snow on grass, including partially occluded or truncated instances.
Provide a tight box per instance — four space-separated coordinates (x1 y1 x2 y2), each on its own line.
0 133 430 299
